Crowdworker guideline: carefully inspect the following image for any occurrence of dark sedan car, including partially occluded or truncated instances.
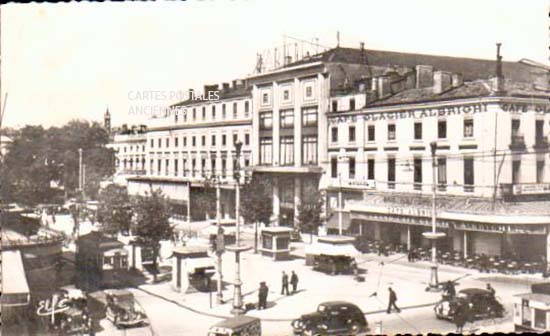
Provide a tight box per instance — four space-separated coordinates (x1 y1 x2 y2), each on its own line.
291 301 368 336
435 288 505 320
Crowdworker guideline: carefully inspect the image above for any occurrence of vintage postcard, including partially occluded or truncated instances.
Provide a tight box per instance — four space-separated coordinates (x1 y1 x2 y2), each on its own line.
1 1 549 335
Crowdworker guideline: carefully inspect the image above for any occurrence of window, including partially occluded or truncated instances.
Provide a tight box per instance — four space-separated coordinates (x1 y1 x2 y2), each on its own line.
349 126 356 142
413 157 422 190
537 160 545 183
302 135 317 165
349 98 355 111
536 120 544 143
233 102 238 118
166 138 170 147
222 134 227 146
201 159 206 175
157 160 161 175
331 157 338 178
211 135 216 146
221 159 227 178
283 90 290 101
332 100 338 112
414 122 422 140
165 159 169 175
175 137 179 147
368 125 375 142
280 136 294 166
245 133 250 145
349 157 356 179
183 159 187 176
464 157 474 192
244 101 250 117
192 136 196 147
368 158 375 180
388 124 396 141
535 308 546 329
202 106 206 119
280 110 294 129
150 139 154 148
192 108 196 120
158 138 162 147
302 107 318 127
305 86 313 98
244 159 250 167
512 160 521 184
259 137 272 165
174 111 178 123
262 93 269 104
522 299 532 327
211 158 216 174
512 119 521 137
174 159 178 176
183 137 187 147
182 109 187 122
192 159 196 176
201 136 206 146
260 112 273 130
331 127 338 143
388 158 396 189
212 105 216 119
438 120 447 139
222 104 226 119
464 119 474 138
150 159 154 174
233 133 238 145
438 157 447 191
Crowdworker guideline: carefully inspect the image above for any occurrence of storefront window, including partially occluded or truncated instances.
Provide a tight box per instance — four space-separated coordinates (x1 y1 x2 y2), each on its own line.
522 300 532 326
277 237 290 250
535 309 546 329
262 235 273 249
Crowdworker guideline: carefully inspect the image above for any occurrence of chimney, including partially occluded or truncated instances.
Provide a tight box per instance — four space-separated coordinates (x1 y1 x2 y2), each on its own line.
188 88 195 100
235 79 245 88
285 56 292 65
139 125 147 133
204 84 219 96
222 82 230 91
433 71 453 94
360 42 366 65
232 80 237 88
490 43 506 94
377 76 391 98
451 73 464 88
415 65 434 88
360 42 365 50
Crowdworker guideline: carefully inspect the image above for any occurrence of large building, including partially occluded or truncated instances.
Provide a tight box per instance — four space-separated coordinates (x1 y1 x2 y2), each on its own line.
111 42 550 260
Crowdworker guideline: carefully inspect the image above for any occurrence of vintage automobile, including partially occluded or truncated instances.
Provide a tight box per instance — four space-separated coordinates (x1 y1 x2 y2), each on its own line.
51 289 92 335
105 289 147 329
207 315 262 336
434 288 505 320
291 301 368 336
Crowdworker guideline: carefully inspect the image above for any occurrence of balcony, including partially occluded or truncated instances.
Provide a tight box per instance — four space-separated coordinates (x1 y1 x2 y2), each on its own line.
533 136 549 151
509 134 526 151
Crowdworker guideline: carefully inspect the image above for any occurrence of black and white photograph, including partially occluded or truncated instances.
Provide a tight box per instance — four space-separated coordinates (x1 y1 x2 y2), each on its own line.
0 1 549 335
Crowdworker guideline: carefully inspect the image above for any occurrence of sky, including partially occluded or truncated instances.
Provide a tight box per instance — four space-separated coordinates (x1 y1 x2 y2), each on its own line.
0 0 548 129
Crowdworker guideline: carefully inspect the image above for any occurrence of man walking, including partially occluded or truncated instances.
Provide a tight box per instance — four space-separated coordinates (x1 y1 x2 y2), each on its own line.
258 282 268 310
387 287 401 314
290 271 299 294
281 271 290 295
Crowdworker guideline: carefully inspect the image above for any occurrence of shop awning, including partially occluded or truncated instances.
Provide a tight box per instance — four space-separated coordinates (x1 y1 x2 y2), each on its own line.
304 242 360 257
184 257 215 273
1 250 30 307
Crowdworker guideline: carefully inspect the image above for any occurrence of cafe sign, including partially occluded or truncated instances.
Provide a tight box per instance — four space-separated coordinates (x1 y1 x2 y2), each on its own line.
36 293 70 324
513 183 550 195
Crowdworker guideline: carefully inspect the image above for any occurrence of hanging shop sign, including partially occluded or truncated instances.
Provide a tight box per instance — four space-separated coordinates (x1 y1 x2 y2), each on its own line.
513 183 550 195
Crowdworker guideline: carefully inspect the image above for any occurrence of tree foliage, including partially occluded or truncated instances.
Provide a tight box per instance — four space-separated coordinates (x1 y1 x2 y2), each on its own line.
132 188 173 280
1 120 114 205
97 184 132 235
297 189 323 235
240 175 273 226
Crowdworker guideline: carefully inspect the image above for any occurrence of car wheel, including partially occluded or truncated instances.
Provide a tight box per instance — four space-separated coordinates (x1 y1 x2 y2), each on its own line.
349 322 362 335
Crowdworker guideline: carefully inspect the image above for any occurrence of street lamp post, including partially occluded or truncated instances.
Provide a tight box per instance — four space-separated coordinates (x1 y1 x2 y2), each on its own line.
215 175 224 304
228 141 250 315
424 141 445 291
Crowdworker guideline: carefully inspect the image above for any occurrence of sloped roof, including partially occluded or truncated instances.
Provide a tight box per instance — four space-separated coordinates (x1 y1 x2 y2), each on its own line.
287 47 533 82
171 86 251 108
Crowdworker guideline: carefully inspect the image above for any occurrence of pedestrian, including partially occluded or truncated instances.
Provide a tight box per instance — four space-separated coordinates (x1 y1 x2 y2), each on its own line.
258 282 268 310
281 271 290 295
407 249 413 262
290 271 299 294
386 287 401 314
453 301 468 333
486 283 495 297
445 280 456 299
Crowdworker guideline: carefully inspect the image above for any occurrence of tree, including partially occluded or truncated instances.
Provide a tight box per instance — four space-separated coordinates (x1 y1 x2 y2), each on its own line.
240 175 273 253
297 189 323 244
132 188 173 282
97 184 132 236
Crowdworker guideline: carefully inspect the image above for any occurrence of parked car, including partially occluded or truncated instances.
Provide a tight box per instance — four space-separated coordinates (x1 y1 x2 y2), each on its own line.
291 301 368 336
105 289 147 329
207 315 261 336
435 288 505 320
52 289 92 335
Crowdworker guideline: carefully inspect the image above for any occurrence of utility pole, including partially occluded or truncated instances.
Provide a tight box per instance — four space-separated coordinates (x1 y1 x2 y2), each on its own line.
215 175 224 304
424 142 445 292
338 173 343 235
